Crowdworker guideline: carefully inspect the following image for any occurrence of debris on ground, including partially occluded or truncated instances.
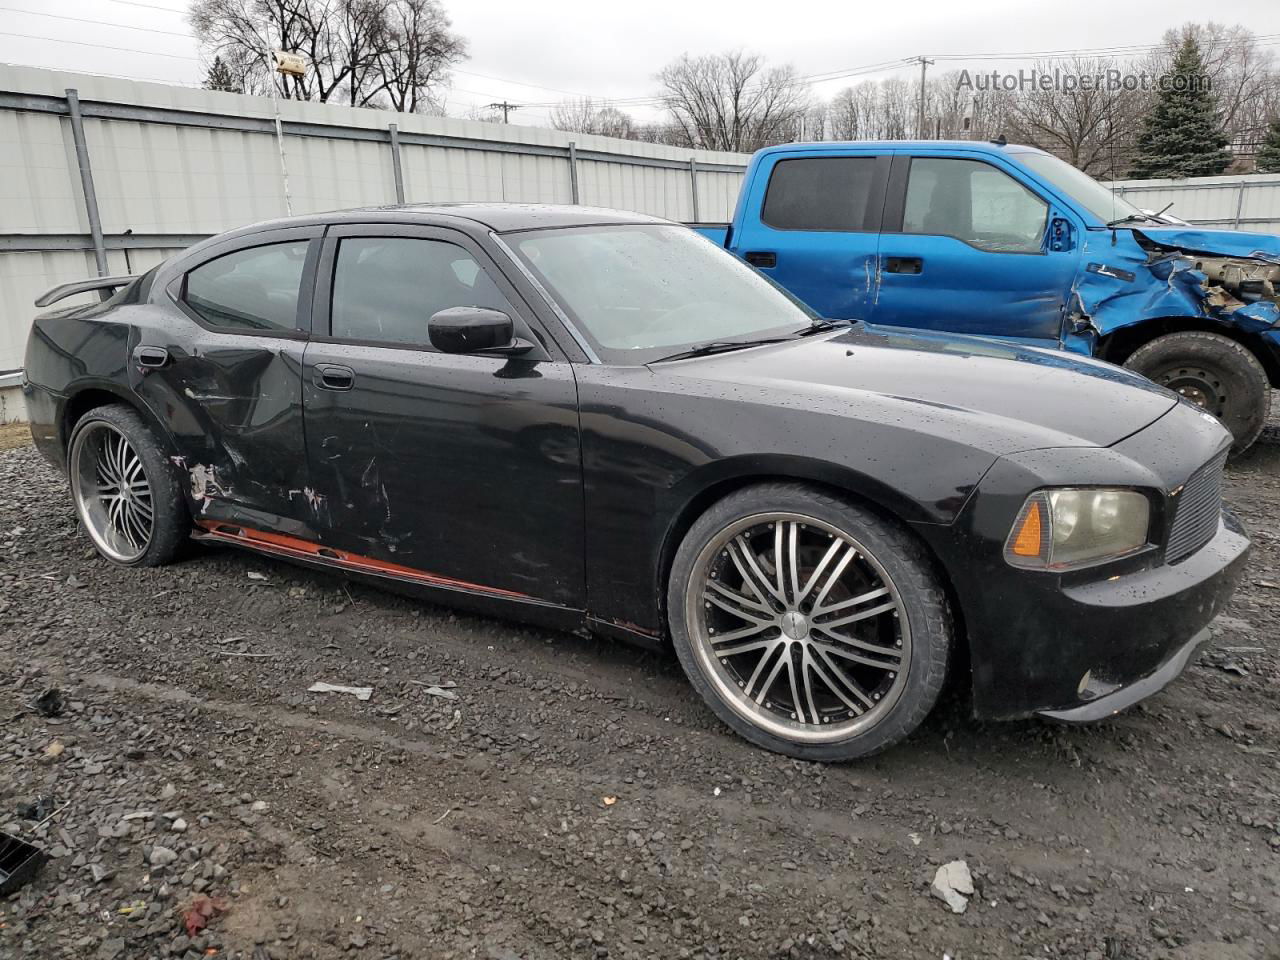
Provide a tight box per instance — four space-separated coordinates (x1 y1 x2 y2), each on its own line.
931 860 974 914
181 894 227 936
15 796 55 821
33 687 64 717
411 679 459 701
0 831 49 895
307 681 373 701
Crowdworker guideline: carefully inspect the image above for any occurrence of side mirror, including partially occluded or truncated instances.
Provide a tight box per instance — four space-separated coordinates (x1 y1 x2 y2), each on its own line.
1048 216 1074 252
428 306 530 355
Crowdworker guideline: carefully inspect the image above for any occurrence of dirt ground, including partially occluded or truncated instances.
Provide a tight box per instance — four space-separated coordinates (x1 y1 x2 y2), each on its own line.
1 417 1277 960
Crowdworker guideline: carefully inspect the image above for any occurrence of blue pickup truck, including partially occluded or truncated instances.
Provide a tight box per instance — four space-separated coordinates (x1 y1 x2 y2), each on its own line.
694 140 1280 453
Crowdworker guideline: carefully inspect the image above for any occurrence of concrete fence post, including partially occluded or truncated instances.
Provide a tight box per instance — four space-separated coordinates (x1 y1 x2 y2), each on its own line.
388 122 405 203
64 88 109 286
568 141 580 204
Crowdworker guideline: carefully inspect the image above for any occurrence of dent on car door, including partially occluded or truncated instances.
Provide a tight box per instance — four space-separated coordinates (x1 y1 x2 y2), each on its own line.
299 225 586 608
735 154 889 321
133 227 321 533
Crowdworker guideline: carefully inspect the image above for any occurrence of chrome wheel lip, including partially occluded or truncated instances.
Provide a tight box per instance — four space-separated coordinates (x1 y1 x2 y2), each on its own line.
69 421 153 564
685 511 911 745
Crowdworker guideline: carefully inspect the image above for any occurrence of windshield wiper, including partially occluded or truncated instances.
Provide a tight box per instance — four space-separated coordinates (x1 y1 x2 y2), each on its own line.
651 337 793 363
1105 212 1158 228
797 317 855 336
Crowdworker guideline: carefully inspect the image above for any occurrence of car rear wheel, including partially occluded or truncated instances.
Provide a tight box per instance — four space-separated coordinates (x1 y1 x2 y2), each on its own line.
1123 331 1270 456
68 404 188 567
667 483 951 761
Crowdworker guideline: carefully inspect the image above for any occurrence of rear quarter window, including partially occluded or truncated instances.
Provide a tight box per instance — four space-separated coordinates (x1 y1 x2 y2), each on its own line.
184 241 310 331
761 156 878 232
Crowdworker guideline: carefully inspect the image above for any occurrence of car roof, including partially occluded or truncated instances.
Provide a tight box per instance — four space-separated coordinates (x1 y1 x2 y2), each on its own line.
224 203 672 239
752 140 1047 156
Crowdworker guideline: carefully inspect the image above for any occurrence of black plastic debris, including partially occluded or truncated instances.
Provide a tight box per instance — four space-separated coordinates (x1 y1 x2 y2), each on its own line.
34 688 65 718
15 796 55 822
0 832 48 895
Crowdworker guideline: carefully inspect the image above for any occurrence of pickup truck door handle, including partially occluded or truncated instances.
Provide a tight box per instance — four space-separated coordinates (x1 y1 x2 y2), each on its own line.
313 363 355 391
133 345 169 368
883 257 924 275
743 251 776 268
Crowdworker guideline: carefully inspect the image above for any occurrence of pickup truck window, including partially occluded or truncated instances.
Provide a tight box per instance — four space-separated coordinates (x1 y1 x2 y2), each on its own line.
902 158 1048 254
1015 151 1144 223
761 157 877 232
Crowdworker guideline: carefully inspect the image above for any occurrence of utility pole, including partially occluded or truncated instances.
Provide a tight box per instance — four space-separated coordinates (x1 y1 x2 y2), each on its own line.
487 101 521 124
907 56 934 139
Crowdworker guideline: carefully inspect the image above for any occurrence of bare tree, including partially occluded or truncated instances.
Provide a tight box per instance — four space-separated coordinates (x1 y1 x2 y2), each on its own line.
551 98 635 139
1001 57 1143 177
376 0 466 113
657 50 810 152
188 0 464 109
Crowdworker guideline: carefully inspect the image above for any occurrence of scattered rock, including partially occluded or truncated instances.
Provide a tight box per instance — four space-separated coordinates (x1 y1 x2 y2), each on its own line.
932 860 974 914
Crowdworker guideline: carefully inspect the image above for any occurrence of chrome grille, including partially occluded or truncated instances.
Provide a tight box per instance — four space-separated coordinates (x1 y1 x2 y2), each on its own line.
1165 450 1228 564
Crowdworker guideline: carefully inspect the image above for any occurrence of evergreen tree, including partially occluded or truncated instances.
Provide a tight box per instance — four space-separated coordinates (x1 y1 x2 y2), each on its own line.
202 56 239 94
1129 37 1231 178
1256 118 1280 174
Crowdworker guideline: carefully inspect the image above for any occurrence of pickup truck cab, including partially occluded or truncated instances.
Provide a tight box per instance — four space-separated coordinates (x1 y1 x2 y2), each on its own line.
696 141 1280 453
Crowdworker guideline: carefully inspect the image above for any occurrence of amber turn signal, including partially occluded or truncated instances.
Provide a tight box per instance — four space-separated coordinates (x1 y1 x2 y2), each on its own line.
1010 498 1044 558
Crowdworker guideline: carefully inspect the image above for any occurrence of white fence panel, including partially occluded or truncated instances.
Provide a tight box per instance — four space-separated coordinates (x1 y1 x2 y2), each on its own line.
1107 173 1280 235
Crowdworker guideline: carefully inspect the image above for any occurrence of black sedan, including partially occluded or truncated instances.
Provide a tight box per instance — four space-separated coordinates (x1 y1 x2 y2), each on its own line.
23 204 1249 761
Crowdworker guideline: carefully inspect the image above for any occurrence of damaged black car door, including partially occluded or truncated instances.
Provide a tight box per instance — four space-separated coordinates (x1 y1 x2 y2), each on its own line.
299 224 586 609
136 225 323 528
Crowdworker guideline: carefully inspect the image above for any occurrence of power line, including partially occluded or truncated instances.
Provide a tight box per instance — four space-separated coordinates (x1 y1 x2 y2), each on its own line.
0 31 201 61
104 0 188 12
0 7 194 38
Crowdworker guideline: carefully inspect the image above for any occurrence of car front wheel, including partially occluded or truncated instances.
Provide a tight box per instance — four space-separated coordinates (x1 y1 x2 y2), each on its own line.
667 483 952 761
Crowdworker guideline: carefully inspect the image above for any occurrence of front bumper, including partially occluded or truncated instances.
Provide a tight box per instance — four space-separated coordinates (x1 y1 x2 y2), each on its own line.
1035 626 1209 722
943 510 1249 720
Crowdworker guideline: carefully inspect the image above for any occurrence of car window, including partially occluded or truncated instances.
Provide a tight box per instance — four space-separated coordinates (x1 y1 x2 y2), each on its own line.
902 158 1048 253
761 156 878 231
184 241 310 331
330 237 514 346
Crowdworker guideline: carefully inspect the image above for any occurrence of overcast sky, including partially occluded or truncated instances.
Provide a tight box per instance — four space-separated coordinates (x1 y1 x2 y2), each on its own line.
0 0 1274 127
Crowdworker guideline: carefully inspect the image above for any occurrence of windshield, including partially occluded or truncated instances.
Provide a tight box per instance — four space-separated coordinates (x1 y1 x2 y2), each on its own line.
1015 151 1145 224
504 224 818 364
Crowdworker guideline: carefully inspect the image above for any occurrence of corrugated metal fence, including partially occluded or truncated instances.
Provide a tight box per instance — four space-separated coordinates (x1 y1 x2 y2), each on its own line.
1107 172 1280 234
0 64 750 411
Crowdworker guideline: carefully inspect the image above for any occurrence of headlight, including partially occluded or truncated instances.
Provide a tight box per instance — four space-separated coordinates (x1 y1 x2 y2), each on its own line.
1004 488 1150 570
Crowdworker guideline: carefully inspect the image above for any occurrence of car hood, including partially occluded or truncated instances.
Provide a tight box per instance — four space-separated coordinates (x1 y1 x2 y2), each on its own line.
659 324 1178 455
1130 226 1280 262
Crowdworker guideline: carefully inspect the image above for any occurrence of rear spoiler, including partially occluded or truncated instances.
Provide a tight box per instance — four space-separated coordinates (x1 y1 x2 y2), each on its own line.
35 274 139 308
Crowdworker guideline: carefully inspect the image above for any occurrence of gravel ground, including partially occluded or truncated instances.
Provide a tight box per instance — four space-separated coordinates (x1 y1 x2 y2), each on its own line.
1 419 1278 960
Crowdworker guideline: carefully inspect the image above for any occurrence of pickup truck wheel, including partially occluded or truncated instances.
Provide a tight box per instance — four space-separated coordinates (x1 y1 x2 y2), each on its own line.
1123 331 1270 456
67 404 189 567
667 483 951 762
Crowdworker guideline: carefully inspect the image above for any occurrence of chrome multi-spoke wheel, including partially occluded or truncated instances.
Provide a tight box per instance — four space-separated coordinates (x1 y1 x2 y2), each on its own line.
669 484 950 761
70 418 156 563
687 513 909 743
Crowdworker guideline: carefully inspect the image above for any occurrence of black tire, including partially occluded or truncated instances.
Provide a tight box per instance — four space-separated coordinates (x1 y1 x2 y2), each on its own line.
1123 331 1270 456
666 483 951 762
67 403 189 567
